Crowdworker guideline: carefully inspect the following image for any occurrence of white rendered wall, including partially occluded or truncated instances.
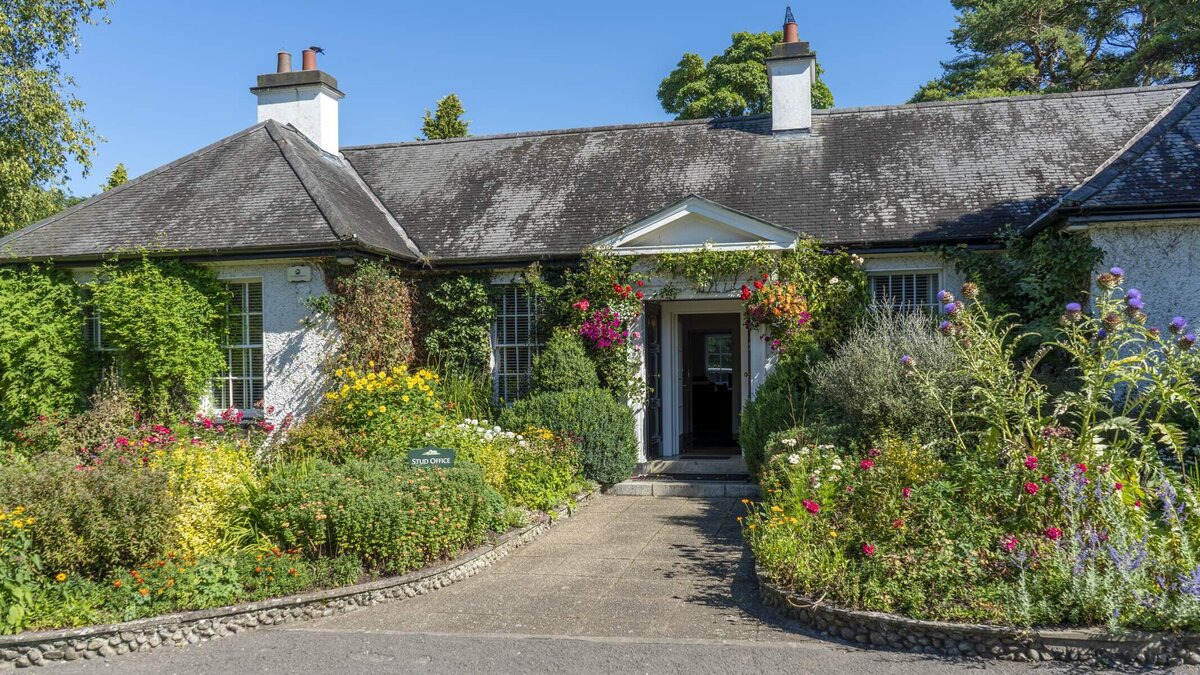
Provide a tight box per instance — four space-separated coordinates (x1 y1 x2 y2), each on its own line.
1088 220 1200 329
767 57 814 132
210 260 336 423
256 86 341 155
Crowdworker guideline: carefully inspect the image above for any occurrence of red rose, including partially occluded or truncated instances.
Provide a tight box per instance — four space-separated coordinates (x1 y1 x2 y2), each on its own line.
802 499 820 514
1024 481 1039 495
1044 527 1063 541
859 458 875 471
862 543 876 557
753 280 764 290
635 291 644 300
740 285 752 301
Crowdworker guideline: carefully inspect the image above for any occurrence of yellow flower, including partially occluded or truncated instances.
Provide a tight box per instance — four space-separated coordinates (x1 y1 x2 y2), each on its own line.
829 530 838 538
402 395 410 402
12 519 23 528
12 507 23 515
378 405 387 413
335 368 344 377
368 360 375 368
771 505 783 513
367 411 374 417
55 573 67 582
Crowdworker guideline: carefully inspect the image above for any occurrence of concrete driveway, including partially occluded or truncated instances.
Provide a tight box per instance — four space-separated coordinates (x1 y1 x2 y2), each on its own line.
49 495 1087 673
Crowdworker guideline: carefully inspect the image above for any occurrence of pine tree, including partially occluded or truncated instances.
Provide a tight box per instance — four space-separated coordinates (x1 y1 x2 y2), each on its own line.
419 94 469 140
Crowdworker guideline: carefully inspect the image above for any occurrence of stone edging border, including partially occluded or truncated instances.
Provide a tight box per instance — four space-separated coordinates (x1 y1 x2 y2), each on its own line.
0 490 595 669
756 566 1200 667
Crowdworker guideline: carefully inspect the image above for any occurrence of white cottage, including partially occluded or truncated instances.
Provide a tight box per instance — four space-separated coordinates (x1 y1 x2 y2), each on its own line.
3 13 1199 464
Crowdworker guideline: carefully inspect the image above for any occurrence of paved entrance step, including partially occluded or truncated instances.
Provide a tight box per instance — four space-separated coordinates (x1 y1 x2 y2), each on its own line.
607 478 759 498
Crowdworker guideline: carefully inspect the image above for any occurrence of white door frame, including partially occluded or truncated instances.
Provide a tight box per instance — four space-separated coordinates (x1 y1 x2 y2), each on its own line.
660 299 751 457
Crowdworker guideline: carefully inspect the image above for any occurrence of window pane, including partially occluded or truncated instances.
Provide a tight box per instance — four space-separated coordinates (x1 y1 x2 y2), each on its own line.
217 281 265 412
491 285 541 404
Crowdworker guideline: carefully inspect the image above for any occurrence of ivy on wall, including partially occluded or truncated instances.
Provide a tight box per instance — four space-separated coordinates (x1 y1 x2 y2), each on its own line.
0 265 91 432
419 274 495 375
89 258 229 417
316 260 417 370
939 228 1102 330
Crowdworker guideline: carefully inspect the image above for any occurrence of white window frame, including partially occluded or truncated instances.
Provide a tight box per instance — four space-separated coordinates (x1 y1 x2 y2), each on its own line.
867 270 942 311
491 283 540 405
212 279 265 414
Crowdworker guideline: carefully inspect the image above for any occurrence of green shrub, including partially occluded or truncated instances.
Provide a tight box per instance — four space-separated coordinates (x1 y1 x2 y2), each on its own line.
273 412 361 464
740 348 820 476
157 439 257 557
807 305 965 448
8 382 139 458
531 330 599 394
0 452 176 578
500 387 636 485
0 265 90 435
253 458 504 574
89 258 228 416
420 275 495 374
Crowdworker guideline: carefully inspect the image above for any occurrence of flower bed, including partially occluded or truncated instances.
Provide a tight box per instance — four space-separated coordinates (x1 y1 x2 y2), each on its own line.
0 361 590 636
746 270 1200 635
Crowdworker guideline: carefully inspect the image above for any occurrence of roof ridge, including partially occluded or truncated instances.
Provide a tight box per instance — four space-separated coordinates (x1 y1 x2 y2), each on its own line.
264 121 357 244
340 83 1196 153
0 121 273 251
1062 84 1200 206
1024 83 1199 233
338 155 424 260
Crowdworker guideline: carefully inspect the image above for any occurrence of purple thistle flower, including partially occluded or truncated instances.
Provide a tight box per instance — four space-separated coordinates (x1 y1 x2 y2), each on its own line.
938 320 953 335
1127 297 1145 311
942 302 958 315
1097 328 1109 340
937 290 953 303
1065 302 1082 314
1181 333 1196 351
1126 288 1142 300
1110 267 1125 277
900 354 915 367
1170 316 1188 334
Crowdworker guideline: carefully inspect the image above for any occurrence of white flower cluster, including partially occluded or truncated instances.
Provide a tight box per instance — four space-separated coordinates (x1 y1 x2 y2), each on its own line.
455 419 527 447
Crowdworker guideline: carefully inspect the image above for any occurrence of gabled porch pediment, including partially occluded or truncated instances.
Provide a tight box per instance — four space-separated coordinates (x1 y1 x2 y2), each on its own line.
597 195 797 255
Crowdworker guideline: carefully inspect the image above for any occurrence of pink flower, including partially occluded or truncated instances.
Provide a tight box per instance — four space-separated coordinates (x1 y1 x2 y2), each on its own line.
867 447 881 457
901 486 912 499
1044 527 1063 541
1024 456 1038 471
1114 482 1124 491
572 299 590 312
802 499 820 514
1000 534 1019 553
1076 463 1088 474
114 437 130 447
1041 475 1051 483
861 543 876 557
1024 481 1039 495
1133 500 1142 510
891 518 904 529
859 459 875 471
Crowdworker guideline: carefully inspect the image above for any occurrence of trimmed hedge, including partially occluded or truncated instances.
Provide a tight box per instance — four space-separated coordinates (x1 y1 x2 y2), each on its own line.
500 387 636 485
531 330 599 394
253 458 505 574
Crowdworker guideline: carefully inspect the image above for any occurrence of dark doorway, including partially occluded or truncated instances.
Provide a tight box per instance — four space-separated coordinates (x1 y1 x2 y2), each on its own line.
679 313 741 456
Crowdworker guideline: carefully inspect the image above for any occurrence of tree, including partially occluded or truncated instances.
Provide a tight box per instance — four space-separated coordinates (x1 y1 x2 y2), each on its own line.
419 94 469 140
912 1 1200 103
1 0 110 234
657 31 834 120
102 162 127 191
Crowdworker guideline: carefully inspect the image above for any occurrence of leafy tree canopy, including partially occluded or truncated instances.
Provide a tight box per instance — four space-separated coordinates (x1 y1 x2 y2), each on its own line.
1 0 109 234
102 162 127 191
419 93 469 140
658 31 834 120
913 0 1200 103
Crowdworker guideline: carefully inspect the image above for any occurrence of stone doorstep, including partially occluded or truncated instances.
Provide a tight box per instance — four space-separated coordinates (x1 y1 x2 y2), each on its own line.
607 480 760 498
0 490 597 669
637 456 749 476
755 567 1200 667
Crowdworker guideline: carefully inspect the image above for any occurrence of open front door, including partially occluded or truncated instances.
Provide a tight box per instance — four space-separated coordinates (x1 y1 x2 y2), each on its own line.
643 302 663 458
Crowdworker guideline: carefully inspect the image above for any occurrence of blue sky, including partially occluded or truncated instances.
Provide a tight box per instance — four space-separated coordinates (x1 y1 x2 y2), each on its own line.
62 0 960 195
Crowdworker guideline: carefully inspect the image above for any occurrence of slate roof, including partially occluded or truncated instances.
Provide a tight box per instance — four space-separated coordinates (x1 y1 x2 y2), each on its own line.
1 82 1196 265
0 120 419 262
1028 83 1200 231
342 83 1194 263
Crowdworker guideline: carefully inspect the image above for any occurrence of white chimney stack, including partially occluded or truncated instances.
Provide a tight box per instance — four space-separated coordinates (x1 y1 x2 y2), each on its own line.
767 7 817 134
251 48 344 154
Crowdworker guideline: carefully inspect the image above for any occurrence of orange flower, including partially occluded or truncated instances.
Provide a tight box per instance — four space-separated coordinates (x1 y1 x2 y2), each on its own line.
113 579 122 588
138 587 149 596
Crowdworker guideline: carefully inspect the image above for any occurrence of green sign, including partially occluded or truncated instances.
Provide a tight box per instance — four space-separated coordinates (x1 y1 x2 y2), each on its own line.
408 446 456 469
